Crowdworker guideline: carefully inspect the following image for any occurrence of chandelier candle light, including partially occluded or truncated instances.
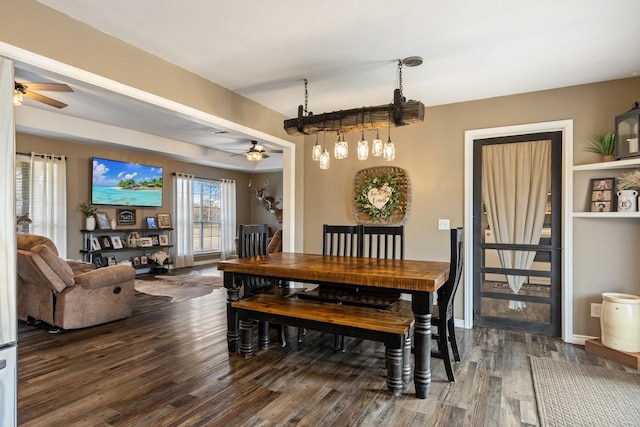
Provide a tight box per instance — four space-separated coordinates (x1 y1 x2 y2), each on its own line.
288 57 424 169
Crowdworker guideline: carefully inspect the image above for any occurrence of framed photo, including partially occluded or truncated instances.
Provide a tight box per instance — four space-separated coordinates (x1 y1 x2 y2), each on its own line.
590 178 616 212
140 256 148 265
145 216 157 229
116 209 136 226
100 236 112 249
107 256 117 266
132 256 140 266
157 213 172 229
93 254 102 267
95 212 111 229
90 236 101 251
159 234 169 246
111 235 123 249
139 237 154 247
149 234 159 246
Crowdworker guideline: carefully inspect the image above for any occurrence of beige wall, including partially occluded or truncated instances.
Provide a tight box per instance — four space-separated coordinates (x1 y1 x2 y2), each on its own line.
16 133 256 260
4 0 640 338
302 77 640 337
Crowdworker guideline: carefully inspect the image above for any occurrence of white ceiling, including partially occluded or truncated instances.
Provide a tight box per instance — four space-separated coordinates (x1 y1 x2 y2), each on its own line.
14 0 640 171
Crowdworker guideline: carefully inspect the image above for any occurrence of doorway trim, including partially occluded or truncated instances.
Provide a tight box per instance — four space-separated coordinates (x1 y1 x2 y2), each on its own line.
464 120 574 342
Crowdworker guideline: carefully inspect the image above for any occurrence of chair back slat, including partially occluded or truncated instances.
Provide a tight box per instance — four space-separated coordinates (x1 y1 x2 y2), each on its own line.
438 227 464 317
323 225 361 257
361 225 404 259
239 224 268 258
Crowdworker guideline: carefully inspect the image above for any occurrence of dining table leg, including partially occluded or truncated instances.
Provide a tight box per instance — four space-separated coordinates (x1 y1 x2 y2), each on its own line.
224 271 240 353
412 292 433 399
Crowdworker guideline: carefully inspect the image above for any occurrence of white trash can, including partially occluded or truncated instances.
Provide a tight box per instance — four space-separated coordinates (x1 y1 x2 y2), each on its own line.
601 293 640 353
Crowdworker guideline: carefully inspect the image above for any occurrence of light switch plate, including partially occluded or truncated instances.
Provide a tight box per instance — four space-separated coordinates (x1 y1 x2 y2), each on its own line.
438 219 450 230
591 303 602 318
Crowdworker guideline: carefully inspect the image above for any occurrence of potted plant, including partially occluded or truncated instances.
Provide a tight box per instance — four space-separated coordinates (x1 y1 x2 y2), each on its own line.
616 170 640 212
585 132 616 162
79 201 97 230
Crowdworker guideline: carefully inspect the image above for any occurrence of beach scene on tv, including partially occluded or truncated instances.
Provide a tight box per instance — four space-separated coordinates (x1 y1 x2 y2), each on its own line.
91 158 163 207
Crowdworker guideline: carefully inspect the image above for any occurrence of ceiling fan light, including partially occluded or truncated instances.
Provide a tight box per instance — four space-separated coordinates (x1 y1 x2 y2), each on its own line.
247 151 262 161
13 89 23 106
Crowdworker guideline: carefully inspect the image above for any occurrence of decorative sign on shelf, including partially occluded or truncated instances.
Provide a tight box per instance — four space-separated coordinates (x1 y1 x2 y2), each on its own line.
353 166 410 224
116 209 136 226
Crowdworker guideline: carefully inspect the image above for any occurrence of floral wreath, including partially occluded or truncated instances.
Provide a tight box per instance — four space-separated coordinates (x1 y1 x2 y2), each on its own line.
354 172 402 221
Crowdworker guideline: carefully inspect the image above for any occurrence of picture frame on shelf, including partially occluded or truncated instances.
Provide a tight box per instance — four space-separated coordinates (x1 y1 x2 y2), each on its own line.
140 256 148 265
111 235 123 249
159 234 169 246
95 212 111 229
100 236 112 249
107 256 117 266
132 256 140 266
590 178 615 212
145 216 157 229
93 254 102 267
149 234 159 246
90 236 101 251
139 237 154 247
116 209 136 226
157 213 172 229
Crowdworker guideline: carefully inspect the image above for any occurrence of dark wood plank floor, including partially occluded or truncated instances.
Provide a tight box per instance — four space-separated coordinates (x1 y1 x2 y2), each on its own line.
16 273 630 426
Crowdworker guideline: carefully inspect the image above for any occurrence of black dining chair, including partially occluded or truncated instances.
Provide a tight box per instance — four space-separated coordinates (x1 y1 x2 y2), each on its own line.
431 227 464 382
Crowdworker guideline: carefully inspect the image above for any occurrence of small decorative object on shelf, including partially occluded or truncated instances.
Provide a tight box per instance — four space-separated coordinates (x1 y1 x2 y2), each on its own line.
79 201 97 231
95 212 111 229
590 178 615 212
159 234 169 246
614 101 640 160
585 132 616 162
116 209 136 226
157 213 171 229
616 170 640 212
145 216 157 229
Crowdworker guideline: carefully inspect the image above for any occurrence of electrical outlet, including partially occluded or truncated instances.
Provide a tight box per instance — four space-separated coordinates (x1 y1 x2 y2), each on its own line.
591 303 602 318
438 219 450 230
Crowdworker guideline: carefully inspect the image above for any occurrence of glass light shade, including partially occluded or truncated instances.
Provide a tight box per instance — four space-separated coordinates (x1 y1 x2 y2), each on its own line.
246 151 262 161
357 138 369 160
372 133 383 157
13 90 23 106
334 135 348 159
319 148 330 169
383 138 395 161
311 142 322 161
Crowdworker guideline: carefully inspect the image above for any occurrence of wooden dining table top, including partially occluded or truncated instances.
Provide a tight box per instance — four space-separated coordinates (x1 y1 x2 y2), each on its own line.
217 252 450 293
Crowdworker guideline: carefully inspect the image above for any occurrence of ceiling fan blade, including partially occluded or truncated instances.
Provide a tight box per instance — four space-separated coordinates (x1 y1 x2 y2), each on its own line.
23 91 68 109
264 150 283 154
20 82 73 92
262 153 270 159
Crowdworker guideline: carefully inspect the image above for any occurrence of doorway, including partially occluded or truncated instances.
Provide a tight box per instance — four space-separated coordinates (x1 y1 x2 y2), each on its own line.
472 131 562 336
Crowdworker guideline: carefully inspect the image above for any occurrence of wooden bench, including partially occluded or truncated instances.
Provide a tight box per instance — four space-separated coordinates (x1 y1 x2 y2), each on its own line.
231 294 415 395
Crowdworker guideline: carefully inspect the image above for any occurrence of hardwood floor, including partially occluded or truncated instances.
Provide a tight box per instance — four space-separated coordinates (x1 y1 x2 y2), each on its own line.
16 274 628 426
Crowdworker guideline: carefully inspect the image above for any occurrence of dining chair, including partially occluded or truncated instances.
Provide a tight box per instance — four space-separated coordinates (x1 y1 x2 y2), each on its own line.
431 227 464 382
237 224 287 348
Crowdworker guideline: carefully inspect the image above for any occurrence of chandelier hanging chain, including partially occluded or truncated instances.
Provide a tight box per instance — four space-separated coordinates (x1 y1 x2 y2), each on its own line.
397 60 403 100
304 78 309 116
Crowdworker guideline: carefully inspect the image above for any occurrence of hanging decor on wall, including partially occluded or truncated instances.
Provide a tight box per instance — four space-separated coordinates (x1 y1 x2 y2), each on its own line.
353 166 410 224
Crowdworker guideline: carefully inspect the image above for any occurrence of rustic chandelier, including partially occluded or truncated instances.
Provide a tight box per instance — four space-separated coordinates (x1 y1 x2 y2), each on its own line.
283 57 425 169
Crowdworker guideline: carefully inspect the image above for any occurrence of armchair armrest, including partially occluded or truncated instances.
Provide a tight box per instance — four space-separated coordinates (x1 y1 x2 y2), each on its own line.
74 265 136 290
66 260 97 274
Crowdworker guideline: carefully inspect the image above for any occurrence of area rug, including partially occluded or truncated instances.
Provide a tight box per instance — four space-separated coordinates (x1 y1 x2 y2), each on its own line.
135 272 224 302
530 356 640 426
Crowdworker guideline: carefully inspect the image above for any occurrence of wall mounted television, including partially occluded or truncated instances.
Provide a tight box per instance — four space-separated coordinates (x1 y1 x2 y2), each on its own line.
91 157 163 207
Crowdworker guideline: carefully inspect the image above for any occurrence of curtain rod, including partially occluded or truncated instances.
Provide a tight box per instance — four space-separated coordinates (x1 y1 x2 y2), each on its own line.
16 151 66 161
171 172 220 181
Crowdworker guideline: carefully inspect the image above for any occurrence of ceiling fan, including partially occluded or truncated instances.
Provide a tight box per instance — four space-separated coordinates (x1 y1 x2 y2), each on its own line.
243 140 283 161
14 81 73 109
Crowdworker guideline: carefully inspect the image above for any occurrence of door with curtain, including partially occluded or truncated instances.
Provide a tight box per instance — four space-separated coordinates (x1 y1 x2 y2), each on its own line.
473 131 562 336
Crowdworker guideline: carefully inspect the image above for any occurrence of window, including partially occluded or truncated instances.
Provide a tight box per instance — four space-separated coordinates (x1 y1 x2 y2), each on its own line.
15 154 31 234
193 179 221 253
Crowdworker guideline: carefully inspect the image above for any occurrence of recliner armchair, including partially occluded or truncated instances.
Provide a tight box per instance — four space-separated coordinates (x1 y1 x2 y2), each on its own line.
16 234 136 330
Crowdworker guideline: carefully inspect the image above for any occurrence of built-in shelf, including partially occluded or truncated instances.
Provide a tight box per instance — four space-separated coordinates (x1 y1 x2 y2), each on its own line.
573 212 640 218
574 157 640 171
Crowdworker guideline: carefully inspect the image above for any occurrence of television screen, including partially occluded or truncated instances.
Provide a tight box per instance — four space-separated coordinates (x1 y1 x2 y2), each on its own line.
91 157 163 207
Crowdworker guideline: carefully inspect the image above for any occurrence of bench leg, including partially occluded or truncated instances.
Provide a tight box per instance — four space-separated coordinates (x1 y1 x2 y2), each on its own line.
385 345 403 396
403 332 412 383
258 321 270 350
239 319 254 358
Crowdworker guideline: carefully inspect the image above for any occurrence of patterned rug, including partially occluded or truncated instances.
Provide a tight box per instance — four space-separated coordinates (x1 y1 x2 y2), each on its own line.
530 357 640 426
135 272 224 302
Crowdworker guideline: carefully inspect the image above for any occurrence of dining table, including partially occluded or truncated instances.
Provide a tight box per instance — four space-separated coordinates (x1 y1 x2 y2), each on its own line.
217 252 450 399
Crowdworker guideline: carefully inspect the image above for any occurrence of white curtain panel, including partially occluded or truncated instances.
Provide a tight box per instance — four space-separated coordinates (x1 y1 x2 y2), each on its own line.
482 139 551 310
172 173 194 268
220 179 237 260
29 152 67 256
